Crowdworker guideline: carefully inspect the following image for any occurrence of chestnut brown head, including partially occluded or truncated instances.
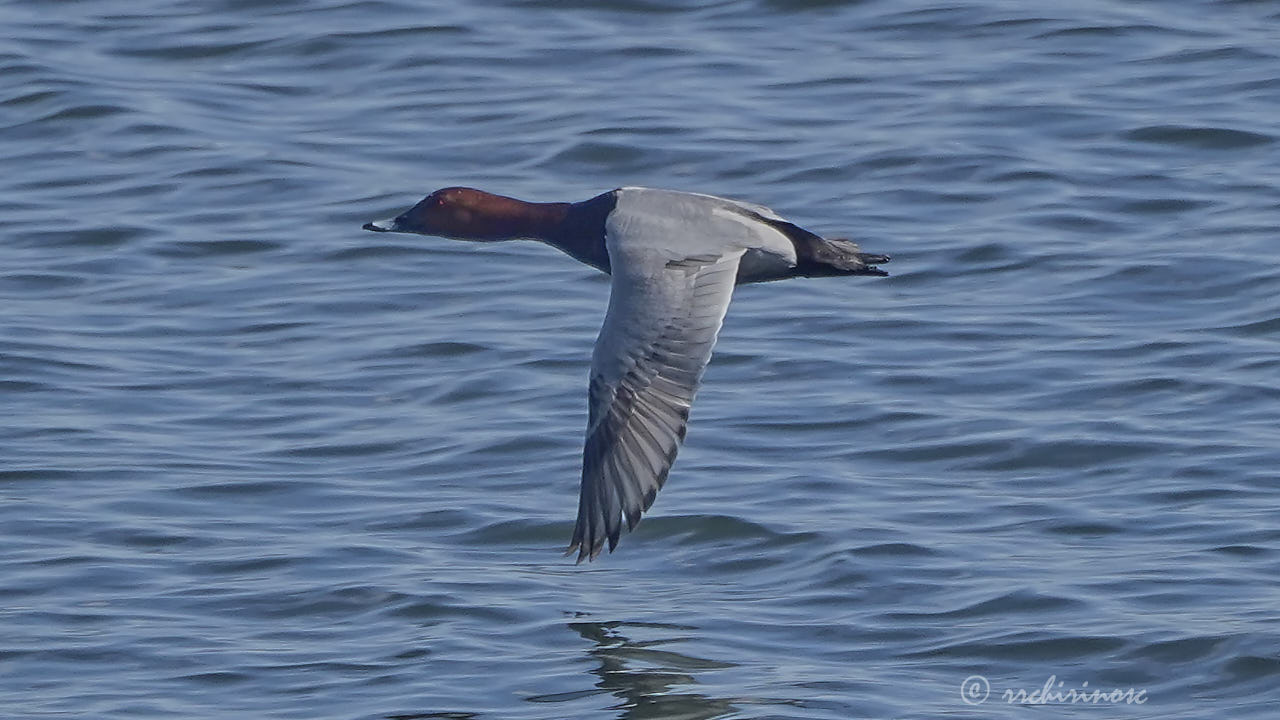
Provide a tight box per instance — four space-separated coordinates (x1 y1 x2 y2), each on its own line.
363 187 547 241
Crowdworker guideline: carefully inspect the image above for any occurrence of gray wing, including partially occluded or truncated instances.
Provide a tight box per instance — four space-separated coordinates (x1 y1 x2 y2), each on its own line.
567 251 743 562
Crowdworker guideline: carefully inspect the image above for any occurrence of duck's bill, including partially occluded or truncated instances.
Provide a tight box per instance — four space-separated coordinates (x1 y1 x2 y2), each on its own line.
362 218 398 232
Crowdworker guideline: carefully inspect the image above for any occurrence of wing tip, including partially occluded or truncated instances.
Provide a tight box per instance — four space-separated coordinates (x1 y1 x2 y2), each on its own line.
564 536 608 564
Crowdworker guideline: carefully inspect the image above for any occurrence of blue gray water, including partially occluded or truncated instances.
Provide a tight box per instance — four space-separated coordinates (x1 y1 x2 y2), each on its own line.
3 1 1278 718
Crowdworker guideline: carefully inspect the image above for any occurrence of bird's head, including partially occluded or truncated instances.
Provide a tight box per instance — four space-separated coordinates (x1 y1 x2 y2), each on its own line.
363 187 541 242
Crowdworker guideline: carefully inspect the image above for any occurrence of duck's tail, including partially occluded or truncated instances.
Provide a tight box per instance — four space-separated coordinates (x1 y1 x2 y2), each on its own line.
796 236 890 277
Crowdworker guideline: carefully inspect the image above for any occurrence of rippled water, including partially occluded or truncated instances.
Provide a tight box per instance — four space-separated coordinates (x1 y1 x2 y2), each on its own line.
3 0 1279 718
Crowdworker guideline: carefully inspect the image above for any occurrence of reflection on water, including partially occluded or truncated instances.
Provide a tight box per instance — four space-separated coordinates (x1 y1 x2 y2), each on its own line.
526 620 736 720
385 711 479 720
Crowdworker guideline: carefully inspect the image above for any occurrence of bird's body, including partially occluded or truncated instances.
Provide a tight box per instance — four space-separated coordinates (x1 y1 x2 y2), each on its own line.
364 186 888 561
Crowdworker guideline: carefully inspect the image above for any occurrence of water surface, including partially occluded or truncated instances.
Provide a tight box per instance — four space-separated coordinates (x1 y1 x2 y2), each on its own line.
2 1 1279 718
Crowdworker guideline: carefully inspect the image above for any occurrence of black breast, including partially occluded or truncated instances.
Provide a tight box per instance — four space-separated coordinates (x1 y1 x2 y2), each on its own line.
548 190 616 274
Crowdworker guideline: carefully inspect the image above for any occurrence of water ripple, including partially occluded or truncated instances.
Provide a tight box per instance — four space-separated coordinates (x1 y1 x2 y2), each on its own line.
2 0 1279 718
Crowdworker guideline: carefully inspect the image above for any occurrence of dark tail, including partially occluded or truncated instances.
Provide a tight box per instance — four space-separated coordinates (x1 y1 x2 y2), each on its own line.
795 236 890 277
749 215 890 278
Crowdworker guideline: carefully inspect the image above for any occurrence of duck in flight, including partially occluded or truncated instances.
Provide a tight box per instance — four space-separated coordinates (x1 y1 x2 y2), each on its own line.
364 186 889 562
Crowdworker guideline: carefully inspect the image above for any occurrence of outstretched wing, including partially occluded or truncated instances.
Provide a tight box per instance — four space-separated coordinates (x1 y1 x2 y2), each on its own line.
567 250 742 562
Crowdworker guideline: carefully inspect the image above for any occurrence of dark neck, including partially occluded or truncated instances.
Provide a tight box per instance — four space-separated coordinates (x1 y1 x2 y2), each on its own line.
540 190 616 274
